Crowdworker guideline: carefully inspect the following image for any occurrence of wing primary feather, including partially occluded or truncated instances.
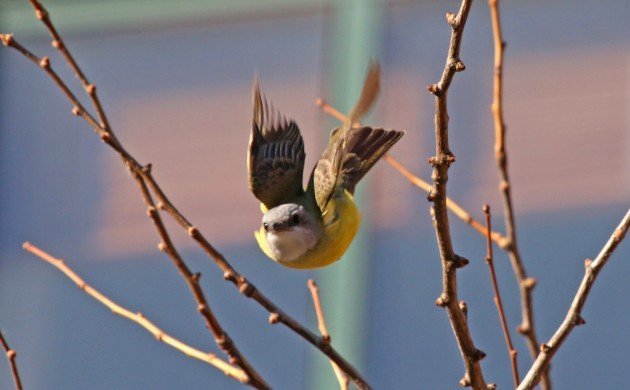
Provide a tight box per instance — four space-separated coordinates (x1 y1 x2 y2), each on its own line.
318 62 382 211
248 79 306 209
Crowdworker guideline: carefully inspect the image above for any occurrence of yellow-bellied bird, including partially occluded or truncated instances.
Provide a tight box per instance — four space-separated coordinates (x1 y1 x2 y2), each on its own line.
248 63 404 269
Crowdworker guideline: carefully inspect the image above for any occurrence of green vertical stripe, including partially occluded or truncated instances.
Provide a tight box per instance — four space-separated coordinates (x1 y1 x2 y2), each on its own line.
310 1 384 389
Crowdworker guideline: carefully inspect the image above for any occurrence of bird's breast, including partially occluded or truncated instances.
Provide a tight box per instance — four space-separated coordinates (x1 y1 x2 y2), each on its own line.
274 191 361 269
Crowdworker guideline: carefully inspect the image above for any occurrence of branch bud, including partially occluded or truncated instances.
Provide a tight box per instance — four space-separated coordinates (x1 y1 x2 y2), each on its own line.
473 348 486 361
435 293 449 307
459 373 471 387
523 277 537 290
35 9 48 20
39 56 50 69
239 281 255 297
146 206 158 217
445 12 456 26
99 132 111 143
268 313 280 324
575 315 586 326
453 254 469 269
188 226 199 238
459 301 468 317
1 34 14 46
223 271 236 282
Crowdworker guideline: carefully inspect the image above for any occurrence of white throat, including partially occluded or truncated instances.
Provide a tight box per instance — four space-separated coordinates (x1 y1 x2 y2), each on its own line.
265 226 319 262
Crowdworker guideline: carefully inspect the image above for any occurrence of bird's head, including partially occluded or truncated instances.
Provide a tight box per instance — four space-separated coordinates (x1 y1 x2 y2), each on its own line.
261 203 322 263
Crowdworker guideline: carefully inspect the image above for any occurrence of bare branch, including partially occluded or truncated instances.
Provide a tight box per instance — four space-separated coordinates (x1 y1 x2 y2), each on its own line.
483 205 519 388
21 242 248 383
517 208 630 390
315 98 507 248
0 34 102 133
2 5 368 388
487 2 546 387
0 329 23 390
307 280 349 390
27 0 114 136
131 171 269 389
5 6 267 386
425 1 488 388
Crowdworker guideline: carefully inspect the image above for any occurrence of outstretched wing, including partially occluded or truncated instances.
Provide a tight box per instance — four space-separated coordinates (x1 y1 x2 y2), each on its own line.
248 80 305 210
310 62 382 212
310 126 403 210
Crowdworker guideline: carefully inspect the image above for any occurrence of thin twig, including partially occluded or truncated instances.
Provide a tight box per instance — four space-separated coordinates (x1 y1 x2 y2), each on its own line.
315 98 507 249
0 329 23 390
517 208 630 390
131 170 269 389
425 1 488 388
2 8 267 387
307 280 349 390
483 205 519 388
21 242 248 383
27 0 114 137
487 2 546 387
1 6 369 388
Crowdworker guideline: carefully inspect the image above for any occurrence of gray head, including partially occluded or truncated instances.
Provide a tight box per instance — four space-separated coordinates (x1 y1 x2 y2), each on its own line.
262 204 309 232
261 203 323 262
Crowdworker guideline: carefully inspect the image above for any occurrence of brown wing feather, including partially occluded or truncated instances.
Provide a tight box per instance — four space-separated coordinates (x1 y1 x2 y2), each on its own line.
248 81 305 209
310 128 343 211
340 126 404 193
310 62 383 212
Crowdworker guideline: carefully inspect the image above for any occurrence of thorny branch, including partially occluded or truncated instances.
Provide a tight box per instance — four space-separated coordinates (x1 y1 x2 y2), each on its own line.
316 98 507 248
517 209 630 390
307 280 349 390
483 206 519 388
1 1 369 388
425 1 489 388
21 242 248 383
487 1 547 387
0 329 23 390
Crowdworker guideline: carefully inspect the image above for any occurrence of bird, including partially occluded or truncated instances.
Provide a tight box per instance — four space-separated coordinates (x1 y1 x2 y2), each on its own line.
248 63 404 269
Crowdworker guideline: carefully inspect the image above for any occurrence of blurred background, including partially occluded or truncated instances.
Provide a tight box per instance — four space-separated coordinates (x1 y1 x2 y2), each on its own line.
1 0 629 388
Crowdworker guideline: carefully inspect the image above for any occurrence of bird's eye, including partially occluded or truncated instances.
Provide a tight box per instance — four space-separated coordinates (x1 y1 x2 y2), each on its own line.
290 214 300 225
263 222 269 231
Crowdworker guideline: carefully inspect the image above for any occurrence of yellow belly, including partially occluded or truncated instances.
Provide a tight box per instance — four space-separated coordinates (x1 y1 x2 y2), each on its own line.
254 191 361 269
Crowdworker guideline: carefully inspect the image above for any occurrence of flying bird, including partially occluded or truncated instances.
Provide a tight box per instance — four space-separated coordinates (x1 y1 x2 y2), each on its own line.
248 63 404 269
